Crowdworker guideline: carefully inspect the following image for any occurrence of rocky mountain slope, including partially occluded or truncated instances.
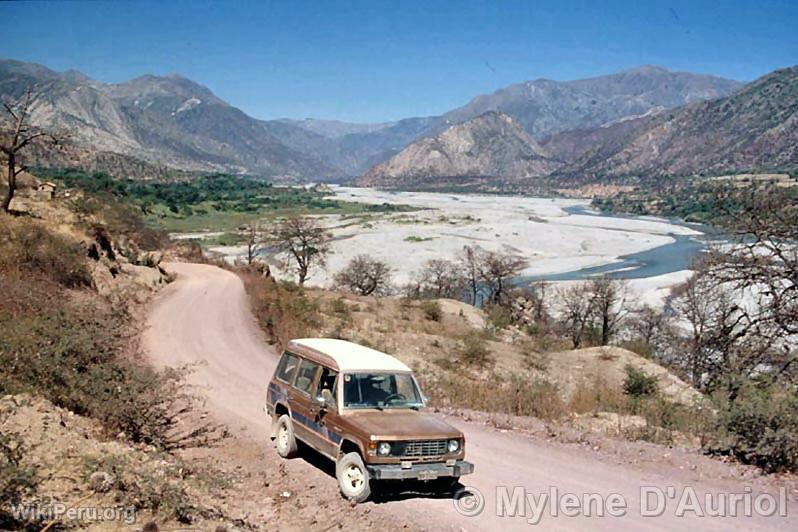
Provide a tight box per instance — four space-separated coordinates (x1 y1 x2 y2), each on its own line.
543 66 798 181
439 65 742 138
358 111 556 186
1 59 743 180
0 59 339 180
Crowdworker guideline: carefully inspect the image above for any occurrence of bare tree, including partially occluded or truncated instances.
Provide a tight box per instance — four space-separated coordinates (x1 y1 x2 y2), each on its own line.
414 258 463 299
529 281 550 323
0 89 61 213
334 255 392 296
558 282 593 349
266 216 331 285
457 245 483 305
588 276 629 346
478 250 527 305
671 268 778 396
244 221 264 265
628 304 671 351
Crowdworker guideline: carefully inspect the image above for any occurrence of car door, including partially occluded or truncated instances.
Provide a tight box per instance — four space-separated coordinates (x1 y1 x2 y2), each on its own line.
312 367 343 458
288 358 326 451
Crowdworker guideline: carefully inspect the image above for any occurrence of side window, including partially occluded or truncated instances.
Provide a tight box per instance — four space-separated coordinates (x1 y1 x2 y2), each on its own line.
316 367 338 407
294 359 320 395
275 353 299 383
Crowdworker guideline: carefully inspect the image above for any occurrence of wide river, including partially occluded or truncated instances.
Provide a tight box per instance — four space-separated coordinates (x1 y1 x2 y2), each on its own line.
328 187 706 287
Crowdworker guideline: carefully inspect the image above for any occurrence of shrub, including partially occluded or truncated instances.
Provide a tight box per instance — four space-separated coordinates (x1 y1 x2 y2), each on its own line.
420 300 442 322
485 304 513 330
0 272 211 451
622 364 659 398
456 330 492 367
0 431 38 528
0 217 91 288
418 369 565 421
710 385 798 473
242 273 321 348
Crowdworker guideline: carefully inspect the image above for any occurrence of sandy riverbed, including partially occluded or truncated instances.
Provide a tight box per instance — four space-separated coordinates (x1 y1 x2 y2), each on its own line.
208 187 702 303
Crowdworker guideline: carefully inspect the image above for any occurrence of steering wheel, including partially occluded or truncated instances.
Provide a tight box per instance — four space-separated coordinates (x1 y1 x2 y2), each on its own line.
384 393 407 403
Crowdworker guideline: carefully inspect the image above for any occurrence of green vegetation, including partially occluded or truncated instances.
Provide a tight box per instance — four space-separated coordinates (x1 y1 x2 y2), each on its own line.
34 167 414 232
0 215 215 452
404 235 434 242
592 176 798 224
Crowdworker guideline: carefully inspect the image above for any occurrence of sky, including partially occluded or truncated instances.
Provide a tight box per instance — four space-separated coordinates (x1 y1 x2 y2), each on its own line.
1 0 796 123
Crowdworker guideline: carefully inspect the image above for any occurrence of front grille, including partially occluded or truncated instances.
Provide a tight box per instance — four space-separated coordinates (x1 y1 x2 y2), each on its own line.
394 439 447 457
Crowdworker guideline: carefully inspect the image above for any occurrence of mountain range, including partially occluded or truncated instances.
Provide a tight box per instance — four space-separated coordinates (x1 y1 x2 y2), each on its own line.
3 58 766 184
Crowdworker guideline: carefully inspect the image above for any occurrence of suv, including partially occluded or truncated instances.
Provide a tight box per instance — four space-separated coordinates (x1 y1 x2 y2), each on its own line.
265 338 474 502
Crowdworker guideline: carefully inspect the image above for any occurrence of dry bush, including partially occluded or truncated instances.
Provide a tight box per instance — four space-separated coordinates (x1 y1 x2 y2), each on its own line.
241 271 321 348
419 369 566 421
456 330 492 367
0 216 91 288
0 430 38 528
419 300 442 322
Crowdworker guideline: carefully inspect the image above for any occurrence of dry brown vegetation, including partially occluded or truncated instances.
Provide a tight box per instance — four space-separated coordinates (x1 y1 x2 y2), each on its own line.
240 271 707 448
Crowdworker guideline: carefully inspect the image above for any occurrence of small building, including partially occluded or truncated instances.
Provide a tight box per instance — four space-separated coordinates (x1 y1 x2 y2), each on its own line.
36 181 57 200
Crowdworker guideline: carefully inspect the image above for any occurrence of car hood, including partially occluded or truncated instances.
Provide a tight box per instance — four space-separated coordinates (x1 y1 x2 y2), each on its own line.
344 409 461 440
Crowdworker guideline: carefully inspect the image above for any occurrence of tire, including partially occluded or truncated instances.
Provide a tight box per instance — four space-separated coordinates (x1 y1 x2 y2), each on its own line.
274 414 298 458
433 476 460 493
336 452 372 503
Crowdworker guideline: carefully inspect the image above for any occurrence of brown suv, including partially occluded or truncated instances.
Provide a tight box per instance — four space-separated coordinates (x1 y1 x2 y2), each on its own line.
265 338 474 502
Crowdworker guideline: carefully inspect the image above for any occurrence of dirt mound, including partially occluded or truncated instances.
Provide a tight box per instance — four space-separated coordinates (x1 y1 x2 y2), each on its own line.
547 346 704 405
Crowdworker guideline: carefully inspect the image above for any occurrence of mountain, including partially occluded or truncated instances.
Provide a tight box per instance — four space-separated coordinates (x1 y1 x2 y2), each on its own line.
439 65 742 139
543 66 798 180
0 59 747 181
0 59 338 180
357 111 556 187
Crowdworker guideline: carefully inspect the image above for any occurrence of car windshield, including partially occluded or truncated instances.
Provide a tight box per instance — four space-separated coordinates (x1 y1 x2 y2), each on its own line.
343 372 423 409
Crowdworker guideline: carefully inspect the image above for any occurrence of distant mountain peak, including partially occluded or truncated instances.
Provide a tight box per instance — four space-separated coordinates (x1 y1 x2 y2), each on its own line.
357 110 556 187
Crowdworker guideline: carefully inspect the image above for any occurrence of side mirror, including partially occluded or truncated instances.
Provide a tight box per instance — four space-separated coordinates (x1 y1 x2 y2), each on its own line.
314 395 328 409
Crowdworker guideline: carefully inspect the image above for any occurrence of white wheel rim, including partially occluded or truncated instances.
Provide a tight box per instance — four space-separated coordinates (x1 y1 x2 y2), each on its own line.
345 464 365 491
278 425 288 450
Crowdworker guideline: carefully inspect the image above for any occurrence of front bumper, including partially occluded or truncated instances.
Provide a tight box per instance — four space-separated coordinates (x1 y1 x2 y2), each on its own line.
367 460 474 480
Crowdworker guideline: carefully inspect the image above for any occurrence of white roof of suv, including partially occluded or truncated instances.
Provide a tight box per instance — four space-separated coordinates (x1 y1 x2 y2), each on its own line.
288 338 411 372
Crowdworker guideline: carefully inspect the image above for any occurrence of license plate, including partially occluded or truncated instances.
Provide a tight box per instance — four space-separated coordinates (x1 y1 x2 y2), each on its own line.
418 470 439 481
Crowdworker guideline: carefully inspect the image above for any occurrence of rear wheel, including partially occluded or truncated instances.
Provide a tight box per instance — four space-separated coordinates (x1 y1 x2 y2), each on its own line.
336 452 372 502
274 414 298 458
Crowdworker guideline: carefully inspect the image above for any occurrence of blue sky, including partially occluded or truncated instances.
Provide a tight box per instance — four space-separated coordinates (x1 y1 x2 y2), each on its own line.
1 0 796 122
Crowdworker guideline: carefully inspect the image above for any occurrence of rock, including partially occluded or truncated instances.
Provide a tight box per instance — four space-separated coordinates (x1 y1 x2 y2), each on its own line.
89 471 115 492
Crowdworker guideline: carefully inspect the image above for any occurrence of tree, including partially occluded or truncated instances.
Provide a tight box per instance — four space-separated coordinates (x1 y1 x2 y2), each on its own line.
588 276 628 346
414 258 463 299
243 221 264 266
558 282 593 349
457 245 483 305
478 250 527 305
529 281 550 324
0 89 61 213
266 216 331 285
333 255 392 296
671 268 776 396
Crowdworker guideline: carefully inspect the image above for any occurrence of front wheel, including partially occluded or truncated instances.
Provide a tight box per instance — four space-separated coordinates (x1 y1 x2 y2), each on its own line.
433 476 460 493
336 452 372 502
274 414 298 458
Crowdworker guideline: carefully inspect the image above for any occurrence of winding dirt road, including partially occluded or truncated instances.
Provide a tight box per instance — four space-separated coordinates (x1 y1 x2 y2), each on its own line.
144 263 795 531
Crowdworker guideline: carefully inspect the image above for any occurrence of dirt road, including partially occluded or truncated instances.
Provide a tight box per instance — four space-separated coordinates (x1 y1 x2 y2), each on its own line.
144 263 795 530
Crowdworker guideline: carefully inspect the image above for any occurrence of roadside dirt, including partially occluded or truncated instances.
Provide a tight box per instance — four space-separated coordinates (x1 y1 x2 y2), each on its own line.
144 262 797 531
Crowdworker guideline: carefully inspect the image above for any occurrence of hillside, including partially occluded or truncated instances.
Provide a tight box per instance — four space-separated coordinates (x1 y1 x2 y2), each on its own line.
0 59 339 180
544 66 798 181
440 65 741 138
357 111 556 187
1 59 743 180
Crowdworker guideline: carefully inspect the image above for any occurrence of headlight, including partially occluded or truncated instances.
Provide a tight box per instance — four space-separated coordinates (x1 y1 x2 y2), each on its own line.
377 442 391 456
447 439 460 453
